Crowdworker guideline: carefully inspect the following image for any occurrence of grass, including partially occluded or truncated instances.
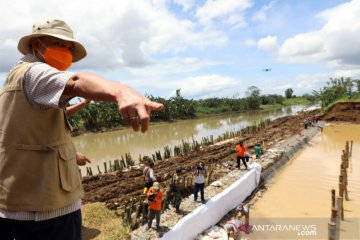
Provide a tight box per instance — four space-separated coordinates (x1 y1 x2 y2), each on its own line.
260 103 283 111
282 97 310 105
260 97 312 111
195 97 312 116
82 202 130 240
195 105 230 116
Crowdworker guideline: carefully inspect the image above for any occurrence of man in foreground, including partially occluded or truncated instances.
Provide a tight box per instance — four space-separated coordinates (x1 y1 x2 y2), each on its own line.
0 19 163 240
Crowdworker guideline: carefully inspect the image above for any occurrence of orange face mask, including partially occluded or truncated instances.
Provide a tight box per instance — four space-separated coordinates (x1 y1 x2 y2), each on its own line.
42 47 73 71
37 39 73 71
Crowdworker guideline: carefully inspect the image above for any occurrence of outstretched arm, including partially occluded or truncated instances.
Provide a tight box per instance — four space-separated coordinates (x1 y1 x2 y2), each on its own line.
66 99 90 117
63 72 164 132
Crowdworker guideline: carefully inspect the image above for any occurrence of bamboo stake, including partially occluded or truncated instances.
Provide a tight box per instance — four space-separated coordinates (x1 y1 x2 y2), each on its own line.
331 189 336 208
109 160 113 171
345 141 349 158
328 222 336 240
336 196 342 239
337 196 344 221
86 167 93 176
104 162 107 173
338 175 343 196
331 208 337 223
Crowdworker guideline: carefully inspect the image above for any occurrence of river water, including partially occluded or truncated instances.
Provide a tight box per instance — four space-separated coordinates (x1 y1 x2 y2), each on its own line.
249 124 360 239
73 105 308 172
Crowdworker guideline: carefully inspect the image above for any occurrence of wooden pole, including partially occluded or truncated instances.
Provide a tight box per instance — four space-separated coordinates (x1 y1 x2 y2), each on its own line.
331 208 337 223
336 197 342 239
328 222 336 240
341 151 348 168
341 169 350 201
109 160 113 171
337 196 344 221
350 140 353 157
104 162 108 173
338 176 343 198
331 189 336 208
114 160 120 171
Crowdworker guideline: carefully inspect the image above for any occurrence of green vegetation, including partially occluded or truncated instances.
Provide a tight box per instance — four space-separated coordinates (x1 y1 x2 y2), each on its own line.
312 77 360 110
69 86 316 133
282 97 310 105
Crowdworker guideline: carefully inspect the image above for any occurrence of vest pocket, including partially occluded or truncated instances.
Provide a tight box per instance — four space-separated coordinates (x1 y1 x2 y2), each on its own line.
58 145 79 192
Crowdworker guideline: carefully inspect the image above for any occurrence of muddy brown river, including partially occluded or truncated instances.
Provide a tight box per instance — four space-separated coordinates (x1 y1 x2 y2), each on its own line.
73 105 308 172
250 124 360 239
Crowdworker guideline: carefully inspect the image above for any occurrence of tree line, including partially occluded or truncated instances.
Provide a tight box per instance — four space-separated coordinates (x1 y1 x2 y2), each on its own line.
70 78 360 133
312 77 360 109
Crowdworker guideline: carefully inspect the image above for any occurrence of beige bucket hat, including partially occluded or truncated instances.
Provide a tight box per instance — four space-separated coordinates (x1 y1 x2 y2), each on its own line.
17 19 87 62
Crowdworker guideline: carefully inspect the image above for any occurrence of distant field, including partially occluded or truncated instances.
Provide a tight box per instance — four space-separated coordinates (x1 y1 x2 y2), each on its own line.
282 97 310 105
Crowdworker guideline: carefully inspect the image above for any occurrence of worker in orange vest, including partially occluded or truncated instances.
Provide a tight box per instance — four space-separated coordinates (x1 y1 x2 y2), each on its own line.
235 141 248 170
146 181 164 231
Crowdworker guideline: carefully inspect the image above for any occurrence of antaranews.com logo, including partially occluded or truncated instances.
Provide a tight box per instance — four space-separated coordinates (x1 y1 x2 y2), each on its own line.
239 218 359 239
251 224 317 236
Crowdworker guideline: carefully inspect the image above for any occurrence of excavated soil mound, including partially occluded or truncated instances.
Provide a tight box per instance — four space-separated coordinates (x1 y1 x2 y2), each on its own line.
322 102 360 123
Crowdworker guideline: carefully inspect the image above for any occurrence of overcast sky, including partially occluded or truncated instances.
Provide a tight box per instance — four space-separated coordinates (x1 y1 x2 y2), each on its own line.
1 0 360 99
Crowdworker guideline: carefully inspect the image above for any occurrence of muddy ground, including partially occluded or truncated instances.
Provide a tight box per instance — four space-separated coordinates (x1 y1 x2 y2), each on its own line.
82 102 360 210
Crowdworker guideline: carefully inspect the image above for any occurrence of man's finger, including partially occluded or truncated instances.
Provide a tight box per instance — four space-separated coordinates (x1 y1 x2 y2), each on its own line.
136 107 150 133
130 118 141 132
120 108 130 124
146 101 164 111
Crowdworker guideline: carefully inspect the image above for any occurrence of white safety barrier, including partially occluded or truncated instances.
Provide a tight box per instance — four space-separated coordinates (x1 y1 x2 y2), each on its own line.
162 163 262 240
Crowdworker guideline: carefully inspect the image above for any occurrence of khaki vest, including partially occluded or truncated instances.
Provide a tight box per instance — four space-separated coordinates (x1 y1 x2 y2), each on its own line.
0 62 84 211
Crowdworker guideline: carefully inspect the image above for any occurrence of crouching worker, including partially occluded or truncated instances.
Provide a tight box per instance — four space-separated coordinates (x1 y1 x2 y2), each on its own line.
224 204 250 239
146 182 163 231
224 218 242 240
236 203 249 221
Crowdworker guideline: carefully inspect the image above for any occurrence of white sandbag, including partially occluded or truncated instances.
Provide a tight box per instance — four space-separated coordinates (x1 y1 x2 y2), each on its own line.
162 163 261 240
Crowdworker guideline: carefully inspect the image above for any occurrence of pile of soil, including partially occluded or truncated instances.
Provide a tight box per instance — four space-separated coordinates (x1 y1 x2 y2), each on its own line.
322 102 360 123
82 108 321 209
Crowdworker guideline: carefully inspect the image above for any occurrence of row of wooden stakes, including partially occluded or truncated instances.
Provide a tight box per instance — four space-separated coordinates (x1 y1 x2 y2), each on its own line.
328 140 353 240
